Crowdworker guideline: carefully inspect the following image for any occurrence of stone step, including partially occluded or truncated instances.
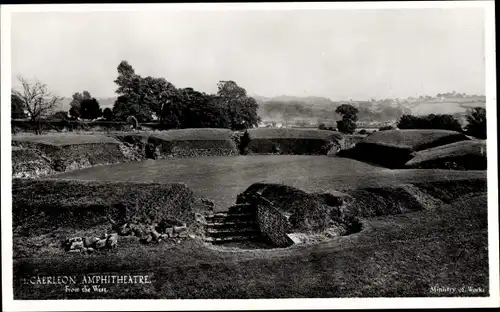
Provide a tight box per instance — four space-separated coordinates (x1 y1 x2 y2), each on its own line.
204 220 257 227
205 213 256 222
204 234 260 243
206 227 259 235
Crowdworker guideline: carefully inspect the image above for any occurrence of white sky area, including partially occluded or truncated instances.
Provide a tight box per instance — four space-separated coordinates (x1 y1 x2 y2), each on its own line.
11 8 485 100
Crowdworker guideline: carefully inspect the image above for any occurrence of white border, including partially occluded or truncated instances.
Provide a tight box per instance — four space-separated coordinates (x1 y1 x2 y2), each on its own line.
1 2 498 311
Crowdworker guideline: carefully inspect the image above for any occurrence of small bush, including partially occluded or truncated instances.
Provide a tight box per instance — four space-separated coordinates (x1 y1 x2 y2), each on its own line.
127 116 139 129
358 129 367 135
379 125 395 131
239 130 251 155
465 107 486 139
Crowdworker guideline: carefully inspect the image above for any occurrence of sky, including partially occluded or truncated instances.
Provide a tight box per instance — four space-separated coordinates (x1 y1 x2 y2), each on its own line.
10 8 485 100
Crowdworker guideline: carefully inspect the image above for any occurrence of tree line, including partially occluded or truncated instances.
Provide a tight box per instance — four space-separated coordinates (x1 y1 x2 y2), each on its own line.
11 60 261 132
319 103 486 139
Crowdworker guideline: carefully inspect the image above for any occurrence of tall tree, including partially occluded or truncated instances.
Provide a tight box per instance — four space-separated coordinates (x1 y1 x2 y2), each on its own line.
102 107 114 121
69 90 92 119
11 76 63 134
182 92 231 129
80 98 102 120
335 104 359 134
217 80 260 130
141 76 177 126
112 61 156 122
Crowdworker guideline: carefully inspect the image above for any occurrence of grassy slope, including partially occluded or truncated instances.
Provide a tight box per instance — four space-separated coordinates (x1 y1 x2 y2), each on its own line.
12 148 54 178
14 191 488 299
361 129 470 151
12 179 195 237
406 140 486 168
248 128 343 140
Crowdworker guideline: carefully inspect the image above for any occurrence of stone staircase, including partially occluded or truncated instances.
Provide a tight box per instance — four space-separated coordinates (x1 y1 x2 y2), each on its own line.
200 204 261 244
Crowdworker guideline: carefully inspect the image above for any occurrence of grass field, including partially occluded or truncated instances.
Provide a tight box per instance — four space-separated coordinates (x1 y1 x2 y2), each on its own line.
54 156 485 210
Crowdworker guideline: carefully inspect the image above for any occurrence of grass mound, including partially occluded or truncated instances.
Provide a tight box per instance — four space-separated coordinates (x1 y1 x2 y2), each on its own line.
405 140 486 170
238 176 487 235
12 179 195 236
238 183 357 233
246 128 344 155
341 178 486 218
12 134 129 173
339 129 470 168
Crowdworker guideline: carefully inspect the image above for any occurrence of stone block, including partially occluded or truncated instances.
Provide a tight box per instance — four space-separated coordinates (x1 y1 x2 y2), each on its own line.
94 239 107 250
164 228 174 237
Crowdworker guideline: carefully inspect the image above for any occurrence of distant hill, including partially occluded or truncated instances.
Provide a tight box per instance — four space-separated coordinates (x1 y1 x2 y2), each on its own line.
254 94 486 126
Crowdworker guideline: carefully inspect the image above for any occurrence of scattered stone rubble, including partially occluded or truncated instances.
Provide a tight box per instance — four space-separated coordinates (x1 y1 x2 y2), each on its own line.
63 233 118 253
63 219 190 252
111 217 190 244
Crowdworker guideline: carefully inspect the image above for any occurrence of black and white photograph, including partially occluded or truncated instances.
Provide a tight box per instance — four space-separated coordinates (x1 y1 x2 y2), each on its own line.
1 1 498 310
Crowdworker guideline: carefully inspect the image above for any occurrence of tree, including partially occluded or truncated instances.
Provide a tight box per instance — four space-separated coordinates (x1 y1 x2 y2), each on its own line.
336 119 356 134
335 104 358 134
103 107 114 121
68 91 91 119
112 61 155 122
397 114 462 132
11 76 63 134
80 98 102 120
50 111 69 120
465 107 486 139
183 94 231 129
141 76 177 127
11 93 27 119
217 80 260 130
335 104 359 121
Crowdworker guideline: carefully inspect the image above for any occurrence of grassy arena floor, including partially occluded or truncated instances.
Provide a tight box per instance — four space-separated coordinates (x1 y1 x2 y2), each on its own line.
54 155 485 209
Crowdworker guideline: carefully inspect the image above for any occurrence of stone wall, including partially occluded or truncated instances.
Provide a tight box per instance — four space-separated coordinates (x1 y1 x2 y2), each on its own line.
255 197 294 247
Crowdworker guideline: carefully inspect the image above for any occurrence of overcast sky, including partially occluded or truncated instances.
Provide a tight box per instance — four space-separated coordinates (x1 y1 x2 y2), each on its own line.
11 8 485 100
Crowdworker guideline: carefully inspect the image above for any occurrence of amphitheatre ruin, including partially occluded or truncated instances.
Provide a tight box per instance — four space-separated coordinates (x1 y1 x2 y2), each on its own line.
11 125 488 299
